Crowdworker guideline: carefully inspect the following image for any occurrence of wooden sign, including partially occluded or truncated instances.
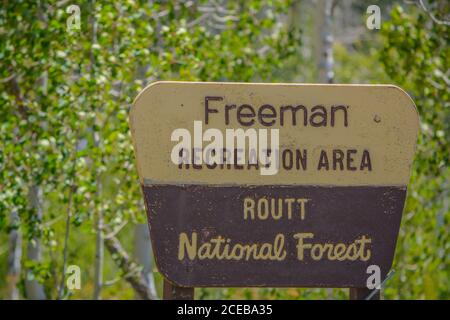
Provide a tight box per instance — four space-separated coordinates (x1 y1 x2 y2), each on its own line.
129 82 419 289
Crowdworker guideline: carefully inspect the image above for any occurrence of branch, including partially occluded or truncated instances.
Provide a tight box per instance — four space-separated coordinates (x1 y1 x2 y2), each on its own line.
405 0 450 25
42 214 64 228
187 13 210 28
104 267 140 287
104 230 158 300
418 0 450 25
57 156 78 299
104 220 128 239
5 70 29 120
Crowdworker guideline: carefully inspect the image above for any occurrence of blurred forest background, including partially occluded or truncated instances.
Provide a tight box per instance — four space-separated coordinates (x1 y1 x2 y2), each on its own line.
0 0 448 300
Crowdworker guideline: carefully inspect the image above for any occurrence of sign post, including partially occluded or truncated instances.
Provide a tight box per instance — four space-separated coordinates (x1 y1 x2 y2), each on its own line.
163 281 194 300
129 82 419 300
349 287 379 300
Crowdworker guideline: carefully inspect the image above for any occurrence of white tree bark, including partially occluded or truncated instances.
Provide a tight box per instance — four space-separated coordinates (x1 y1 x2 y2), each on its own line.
315 0 335 83
7 210 22 300
89 0 104 300
93 206 104 300
25 185 46 300
93 148 104 300
133 224 157 299
315 0 336 299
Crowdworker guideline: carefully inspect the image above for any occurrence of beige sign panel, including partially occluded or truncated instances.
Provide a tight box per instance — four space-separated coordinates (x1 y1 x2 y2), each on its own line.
130 82 419 288
130 81 419 186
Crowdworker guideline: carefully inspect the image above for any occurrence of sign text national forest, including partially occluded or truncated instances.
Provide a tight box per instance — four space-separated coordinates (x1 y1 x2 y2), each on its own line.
129 82 419 288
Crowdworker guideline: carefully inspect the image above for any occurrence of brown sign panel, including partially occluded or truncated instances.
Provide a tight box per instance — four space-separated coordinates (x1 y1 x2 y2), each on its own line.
130 82 419 288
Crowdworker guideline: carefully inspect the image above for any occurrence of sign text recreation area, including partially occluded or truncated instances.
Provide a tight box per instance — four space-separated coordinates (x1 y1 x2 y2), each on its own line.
129 82 419 290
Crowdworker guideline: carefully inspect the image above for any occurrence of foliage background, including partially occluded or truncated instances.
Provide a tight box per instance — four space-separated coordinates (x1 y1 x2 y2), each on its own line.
0 0 448 300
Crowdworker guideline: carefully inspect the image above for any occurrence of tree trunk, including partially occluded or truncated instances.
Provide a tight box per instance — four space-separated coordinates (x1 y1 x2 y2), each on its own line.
7 210 22 300
104 231 157 300
93 153 104 300
25 185 46 300
89 0 104 300
315 0 335 84
315 0 335 299
93 204 104 300
133 224 158 299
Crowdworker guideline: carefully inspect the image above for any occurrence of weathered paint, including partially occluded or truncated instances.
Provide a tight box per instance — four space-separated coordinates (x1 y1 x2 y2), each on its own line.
143 184 405 287
129 81 419 288
130 82 419 186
